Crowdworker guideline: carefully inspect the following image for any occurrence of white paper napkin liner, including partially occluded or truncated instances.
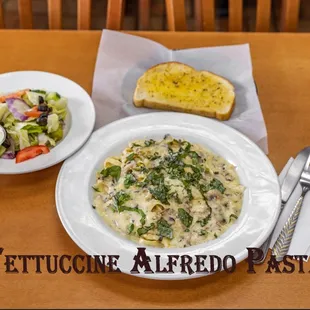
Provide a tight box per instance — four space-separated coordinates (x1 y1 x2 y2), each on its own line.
92 30 268 154
270 157 310 261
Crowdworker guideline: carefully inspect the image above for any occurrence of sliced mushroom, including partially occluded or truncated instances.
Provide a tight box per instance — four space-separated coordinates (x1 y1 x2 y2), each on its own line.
168 216 175 224
206 189 222 201
151 204 164 213
162 208 177 223
224 172 234 182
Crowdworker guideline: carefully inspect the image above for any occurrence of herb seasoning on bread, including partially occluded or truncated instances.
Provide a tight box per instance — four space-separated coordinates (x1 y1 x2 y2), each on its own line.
133 62 235 121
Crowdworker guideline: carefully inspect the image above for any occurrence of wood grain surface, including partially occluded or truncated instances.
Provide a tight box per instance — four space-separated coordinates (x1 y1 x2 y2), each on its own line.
1 30 310 309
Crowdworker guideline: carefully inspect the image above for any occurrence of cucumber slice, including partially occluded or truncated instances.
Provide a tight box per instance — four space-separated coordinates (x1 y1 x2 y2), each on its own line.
46 92 61 102
31 89 47 94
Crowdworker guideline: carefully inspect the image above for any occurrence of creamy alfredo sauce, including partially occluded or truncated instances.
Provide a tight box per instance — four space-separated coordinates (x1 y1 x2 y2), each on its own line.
92 135 244 248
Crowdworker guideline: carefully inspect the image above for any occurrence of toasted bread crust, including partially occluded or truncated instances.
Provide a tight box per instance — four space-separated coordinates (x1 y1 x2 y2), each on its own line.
133 62 235 121
134 97 235 121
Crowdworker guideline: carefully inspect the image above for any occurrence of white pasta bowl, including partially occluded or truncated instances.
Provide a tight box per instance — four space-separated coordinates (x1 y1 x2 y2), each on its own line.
56 112 280 280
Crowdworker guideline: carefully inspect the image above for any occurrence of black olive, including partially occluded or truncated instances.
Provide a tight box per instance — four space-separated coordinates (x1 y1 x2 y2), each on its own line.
2 137 10 148
48 107 53 113
38 96 44 104
37 115 48 126
38 104 48 112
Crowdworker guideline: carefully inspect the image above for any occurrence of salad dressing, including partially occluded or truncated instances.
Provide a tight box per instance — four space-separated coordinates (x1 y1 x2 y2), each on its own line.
0 125 5 145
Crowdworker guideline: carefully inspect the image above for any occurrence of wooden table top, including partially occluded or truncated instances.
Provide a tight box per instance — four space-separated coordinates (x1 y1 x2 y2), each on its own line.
1 30 310 309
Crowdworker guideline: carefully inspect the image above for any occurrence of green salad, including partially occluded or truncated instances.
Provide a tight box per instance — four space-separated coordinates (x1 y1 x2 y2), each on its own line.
0 89 68 163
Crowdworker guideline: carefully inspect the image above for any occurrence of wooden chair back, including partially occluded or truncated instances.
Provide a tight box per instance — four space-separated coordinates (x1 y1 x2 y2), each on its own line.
165 0 301 32
0 0 125 30
0 0 4 29
0 0 301 32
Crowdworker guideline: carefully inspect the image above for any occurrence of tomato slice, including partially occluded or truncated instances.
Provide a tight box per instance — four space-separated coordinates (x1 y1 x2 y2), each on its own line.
24 106 42 118
16 145 50 163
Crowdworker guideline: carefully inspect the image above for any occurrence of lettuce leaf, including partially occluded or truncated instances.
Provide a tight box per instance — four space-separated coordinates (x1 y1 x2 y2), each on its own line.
0 145 6 157
6 128 20 150
49 126 63 142
0 104 15 128
38 133 56 147
26 91 45 106
19 129 30 150
22 123 44 134
29 134 39 146
8 124 31 150
48 97 67 120
0 104 9 120
47 114 59 133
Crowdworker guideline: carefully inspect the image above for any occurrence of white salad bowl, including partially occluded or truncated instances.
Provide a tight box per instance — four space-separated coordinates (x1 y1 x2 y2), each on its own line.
56 112 280 280
0 71 95 174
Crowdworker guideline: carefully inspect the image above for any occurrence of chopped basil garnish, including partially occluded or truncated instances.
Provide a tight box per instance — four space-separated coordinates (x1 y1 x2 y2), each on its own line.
209 178 226 194
144 139 156 147
149 183 170 205
126 153 136 162
197 214 211 227
199 230 206 236
178 208 193 228
182 181 194 201
132 143 141 147
229 214 238 222
124 173 136 188
113 191 130 211
127 223 134 234
101 165 121 181
157 218 173 239
146 170 164 186
137 223 155 236
148 152 160 161
189 151 201 165
117 205 146 225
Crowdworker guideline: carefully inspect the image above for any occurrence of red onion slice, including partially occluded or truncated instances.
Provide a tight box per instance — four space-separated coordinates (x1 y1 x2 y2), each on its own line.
1 151 15 159
0 136 15 159
6 98 29 121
